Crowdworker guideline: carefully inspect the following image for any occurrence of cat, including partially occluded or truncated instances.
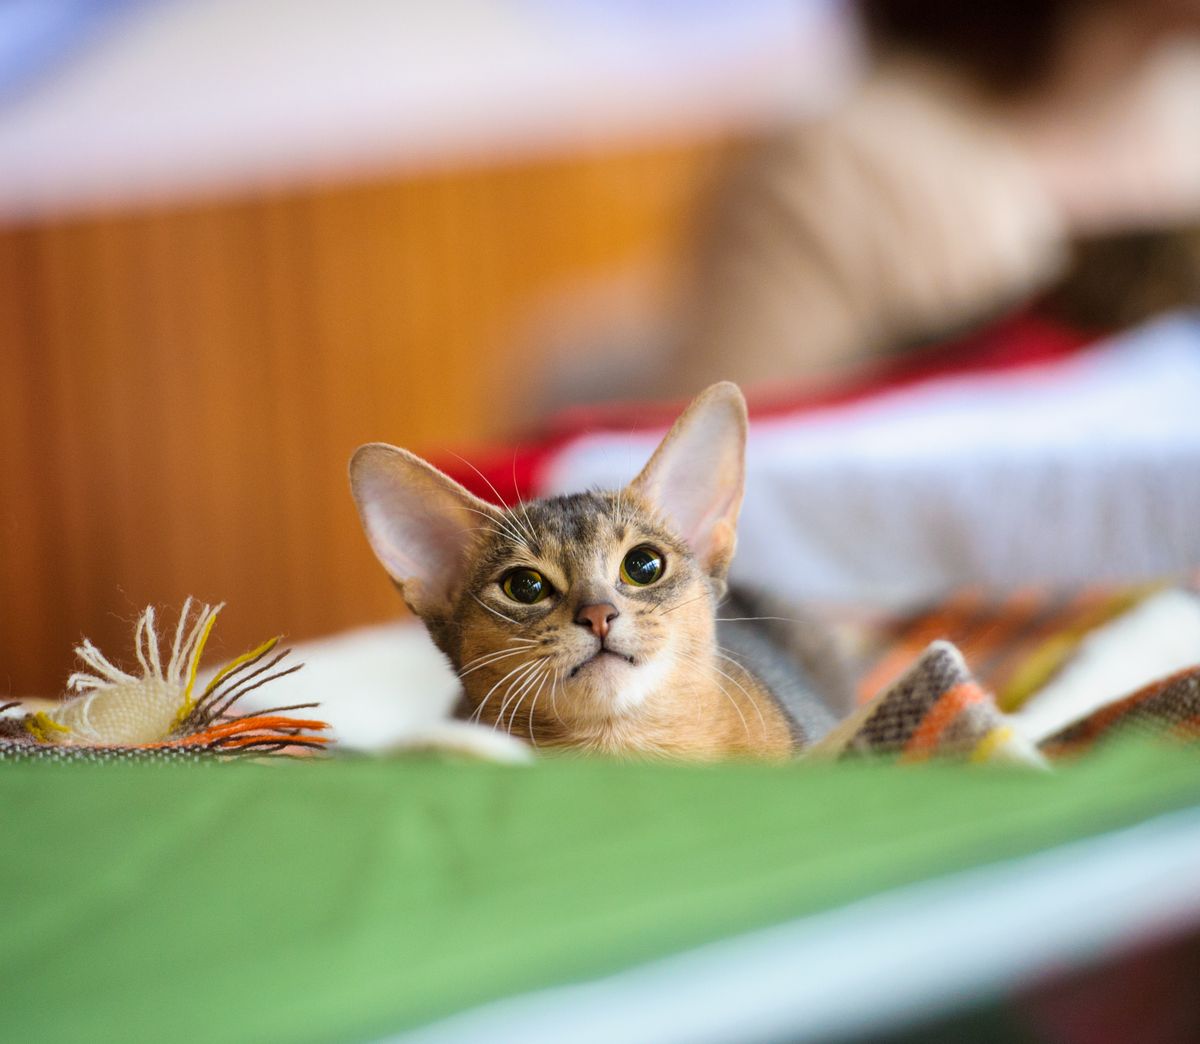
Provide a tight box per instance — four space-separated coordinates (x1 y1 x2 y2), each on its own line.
349 382 838 760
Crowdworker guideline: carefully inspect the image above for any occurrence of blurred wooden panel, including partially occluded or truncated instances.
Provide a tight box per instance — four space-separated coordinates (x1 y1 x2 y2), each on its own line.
0 140 727 695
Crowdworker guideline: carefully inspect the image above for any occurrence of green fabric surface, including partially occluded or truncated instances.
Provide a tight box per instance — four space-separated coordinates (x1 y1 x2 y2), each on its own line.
4 742 1200 1043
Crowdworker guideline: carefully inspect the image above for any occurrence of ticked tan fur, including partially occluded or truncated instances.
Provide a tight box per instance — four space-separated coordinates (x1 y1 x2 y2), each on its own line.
351 383 797 760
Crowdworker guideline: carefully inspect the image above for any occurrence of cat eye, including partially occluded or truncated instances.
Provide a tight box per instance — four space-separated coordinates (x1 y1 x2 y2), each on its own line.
501 568 549 604
620 546 664 586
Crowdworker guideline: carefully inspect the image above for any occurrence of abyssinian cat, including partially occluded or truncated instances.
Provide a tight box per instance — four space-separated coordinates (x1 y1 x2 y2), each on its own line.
349 383 838 760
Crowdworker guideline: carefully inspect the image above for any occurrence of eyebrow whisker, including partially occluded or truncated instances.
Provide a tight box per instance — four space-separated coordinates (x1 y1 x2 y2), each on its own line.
470 592 521 626
460 505 533 552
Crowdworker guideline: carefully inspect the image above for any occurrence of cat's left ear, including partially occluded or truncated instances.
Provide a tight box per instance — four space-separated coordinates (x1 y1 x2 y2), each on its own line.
628 382 747 579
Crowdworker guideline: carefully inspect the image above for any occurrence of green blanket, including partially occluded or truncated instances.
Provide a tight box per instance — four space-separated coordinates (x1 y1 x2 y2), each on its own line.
5 742 1200 1042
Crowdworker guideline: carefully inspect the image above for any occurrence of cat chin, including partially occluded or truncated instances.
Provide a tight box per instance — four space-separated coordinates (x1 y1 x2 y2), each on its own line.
566 650 636 699
569 646 674 716
568 648 635 679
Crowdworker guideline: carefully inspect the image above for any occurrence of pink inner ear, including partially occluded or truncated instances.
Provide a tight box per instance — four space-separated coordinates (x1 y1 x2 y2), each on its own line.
654 454 741 560
351 447 489 612
634 389 745 571
362 496 471 601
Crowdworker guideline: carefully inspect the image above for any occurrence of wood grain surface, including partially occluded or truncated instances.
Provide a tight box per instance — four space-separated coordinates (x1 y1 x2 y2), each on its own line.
0 140 726 696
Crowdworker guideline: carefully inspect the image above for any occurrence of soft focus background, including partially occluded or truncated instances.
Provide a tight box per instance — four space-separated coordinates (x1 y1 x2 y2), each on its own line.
3 0 1200 699
0 0 851 694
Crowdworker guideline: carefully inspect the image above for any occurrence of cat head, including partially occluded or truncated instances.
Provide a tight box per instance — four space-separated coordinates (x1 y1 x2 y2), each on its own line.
349 383 747 736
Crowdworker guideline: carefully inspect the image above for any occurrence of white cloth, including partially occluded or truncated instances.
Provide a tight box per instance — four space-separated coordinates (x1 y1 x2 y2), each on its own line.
542 314 1200 605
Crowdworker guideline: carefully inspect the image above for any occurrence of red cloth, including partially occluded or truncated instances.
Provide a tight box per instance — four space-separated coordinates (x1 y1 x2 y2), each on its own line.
438 312 1093 506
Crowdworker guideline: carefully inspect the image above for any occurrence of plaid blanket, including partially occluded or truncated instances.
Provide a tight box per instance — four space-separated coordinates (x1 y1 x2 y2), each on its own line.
817 585 1200 766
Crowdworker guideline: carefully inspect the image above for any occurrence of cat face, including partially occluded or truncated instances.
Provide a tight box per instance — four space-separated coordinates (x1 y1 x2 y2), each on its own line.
350 383 747 739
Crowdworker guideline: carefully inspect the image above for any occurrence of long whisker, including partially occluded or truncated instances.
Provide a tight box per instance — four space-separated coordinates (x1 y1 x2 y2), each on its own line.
501 504 539 548
510 455 540 547
710 650 769 735
677 638 768 737
460 505 532 551
457 646 533 679
458 643 535 676
487 657 543 727
470 659 539 724
549 666 562 720
522 666 551 745
659 592 710 616
459 640 536 669
470 593 521 626
458 636 538 666
495 658 546 733
447 451 514 514
461 525 511 538
447 450 538 547
671 655 751 742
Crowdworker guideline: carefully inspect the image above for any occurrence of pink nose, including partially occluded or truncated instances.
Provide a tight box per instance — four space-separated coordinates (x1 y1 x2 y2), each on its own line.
574 602 619 639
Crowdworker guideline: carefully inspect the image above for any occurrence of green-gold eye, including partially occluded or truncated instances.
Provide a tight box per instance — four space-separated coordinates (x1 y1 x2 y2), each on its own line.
501 568 549 604
620 546 664 586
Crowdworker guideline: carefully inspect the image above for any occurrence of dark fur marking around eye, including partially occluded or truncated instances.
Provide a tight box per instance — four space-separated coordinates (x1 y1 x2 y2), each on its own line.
460 489 707 624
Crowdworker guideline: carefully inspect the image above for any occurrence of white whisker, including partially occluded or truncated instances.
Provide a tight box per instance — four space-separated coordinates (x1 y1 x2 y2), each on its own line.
672 652 744 744
470 659 539 724
496 658 546 734
510 456 540 546
711 651 769 735
457 646 532 679
486 657 543 727
446 450 539 547
470 593 521 626
678 638 768 738
549 666 562 720
523 666 551 745
448 452 515 515
459 638 537 669
660 592 710 616
461 505 532 551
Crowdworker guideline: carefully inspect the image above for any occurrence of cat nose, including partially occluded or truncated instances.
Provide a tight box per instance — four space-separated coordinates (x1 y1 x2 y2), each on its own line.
574 602 619 639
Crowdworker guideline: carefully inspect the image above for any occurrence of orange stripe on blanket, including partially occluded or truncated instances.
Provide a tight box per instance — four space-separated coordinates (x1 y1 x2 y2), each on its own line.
957 587 1043 671
1048 665 1200 752
902 682 987 763
858 589 986 704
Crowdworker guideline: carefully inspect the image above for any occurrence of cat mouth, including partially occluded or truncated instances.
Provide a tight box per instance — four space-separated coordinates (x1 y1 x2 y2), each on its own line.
569 648 635 678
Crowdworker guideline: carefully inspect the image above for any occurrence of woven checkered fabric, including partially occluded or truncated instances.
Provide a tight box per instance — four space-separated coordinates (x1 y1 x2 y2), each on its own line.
822 637 1200 766
0 740 217 762
856 585 1165 713
809 641 1046 766
1042 666 1200 758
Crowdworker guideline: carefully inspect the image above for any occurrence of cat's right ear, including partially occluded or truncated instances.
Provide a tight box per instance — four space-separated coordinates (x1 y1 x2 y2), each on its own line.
349 444 497 617
628 381 747 580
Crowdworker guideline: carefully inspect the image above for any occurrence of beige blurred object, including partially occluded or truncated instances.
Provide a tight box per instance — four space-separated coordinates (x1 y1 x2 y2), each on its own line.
673 58 1069 392
1014 41 1200 236
667 34 1200 395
